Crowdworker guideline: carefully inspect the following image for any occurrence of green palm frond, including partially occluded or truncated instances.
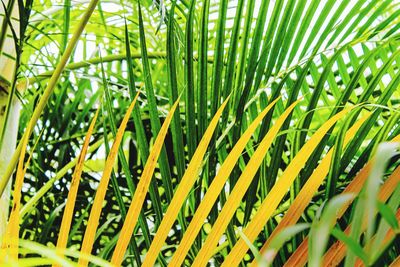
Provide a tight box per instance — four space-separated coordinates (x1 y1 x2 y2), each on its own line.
0 0 399 266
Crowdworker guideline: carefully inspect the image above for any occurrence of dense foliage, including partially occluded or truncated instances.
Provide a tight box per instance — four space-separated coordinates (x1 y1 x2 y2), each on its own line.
0 0 400 266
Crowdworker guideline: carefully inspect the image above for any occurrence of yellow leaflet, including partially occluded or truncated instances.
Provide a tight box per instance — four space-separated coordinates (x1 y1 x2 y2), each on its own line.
110 98 180 266
1 127 43 263
2 118 32 260
54 107 100 267
250 113 370 266
169 97 281 267
19 138 105 219
192 99 301 267
141 97 230 267
221 106 354 267
78 93 139 267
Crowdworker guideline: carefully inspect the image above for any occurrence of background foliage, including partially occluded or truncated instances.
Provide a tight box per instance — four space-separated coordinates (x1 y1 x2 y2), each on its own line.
1 0 400 266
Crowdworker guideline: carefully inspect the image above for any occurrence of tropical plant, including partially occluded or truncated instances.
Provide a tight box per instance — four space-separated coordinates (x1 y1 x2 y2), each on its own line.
0 0 400 266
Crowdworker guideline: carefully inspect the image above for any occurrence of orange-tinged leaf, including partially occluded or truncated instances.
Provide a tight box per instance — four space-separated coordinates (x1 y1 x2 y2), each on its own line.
322 164 400 267
110 98 180 266
389 250 400 267
78 93 139 266
192 99 302 267
168 97 281 267
249 113 370 266
284 166 372 267
284 134 400 267
141 97 230 267
354 208 400 267
221 106 355 267
54 107 100 267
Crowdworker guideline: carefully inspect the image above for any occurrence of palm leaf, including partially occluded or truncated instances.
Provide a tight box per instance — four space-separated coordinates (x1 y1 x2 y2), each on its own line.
110 97 180 266
54 107 100 264
220 106 355 266
192 99 302 266
252 113 370 265
0 0 100 195
169 97 281 266
1 0 400 265
78 93 139 266
285 134 400 266
141 96 230 267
